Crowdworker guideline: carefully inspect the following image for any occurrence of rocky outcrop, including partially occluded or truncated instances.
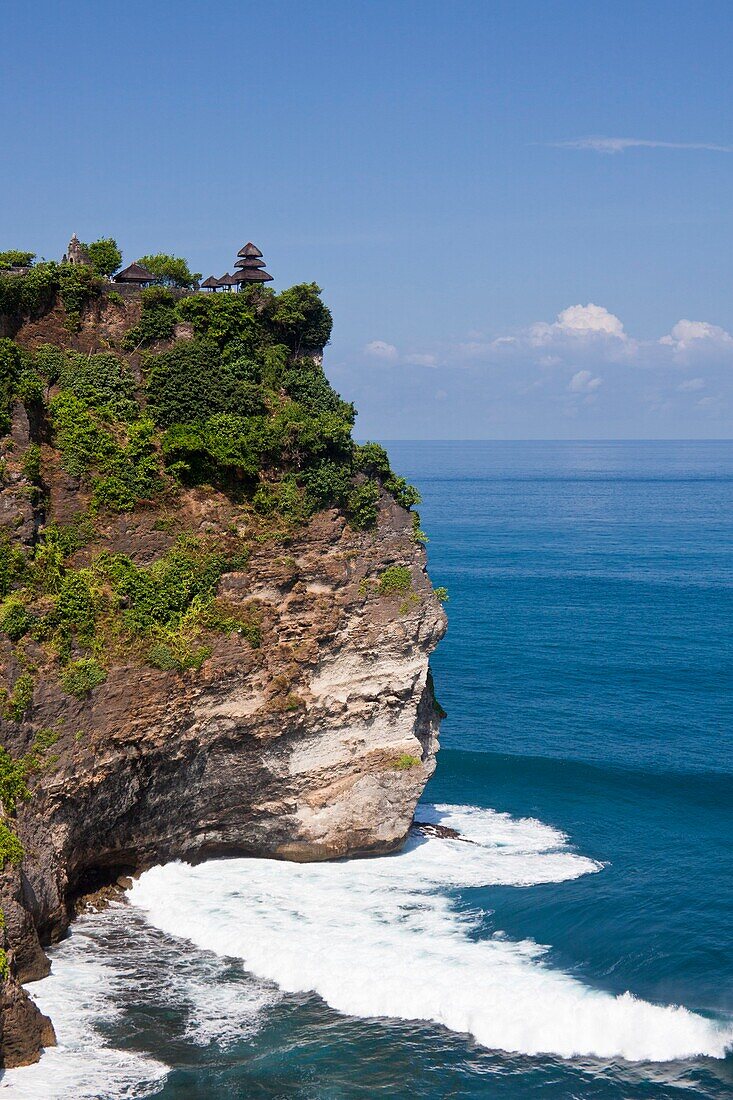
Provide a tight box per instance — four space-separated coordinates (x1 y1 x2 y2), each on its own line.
0 482 445 1066
0 290 446 1068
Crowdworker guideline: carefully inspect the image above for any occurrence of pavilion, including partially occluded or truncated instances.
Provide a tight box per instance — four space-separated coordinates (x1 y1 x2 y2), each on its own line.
113 262 156 286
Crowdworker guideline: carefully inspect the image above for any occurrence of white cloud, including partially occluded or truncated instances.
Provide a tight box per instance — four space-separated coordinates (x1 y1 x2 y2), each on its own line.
529 304 631 355
677 377 705 392
405 352 437 367
364 340 398 360
660 319 733 353
568 370 602 393
548 137 733 155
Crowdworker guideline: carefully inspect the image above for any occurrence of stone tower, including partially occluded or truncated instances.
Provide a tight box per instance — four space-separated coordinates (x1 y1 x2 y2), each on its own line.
63 234 90 265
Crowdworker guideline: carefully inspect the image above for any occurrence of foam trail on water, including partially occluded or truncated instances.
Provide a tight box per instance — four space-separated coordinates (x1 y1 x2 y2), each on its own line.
129 804 733 1063
1 910 167 1099
2 904 280 1098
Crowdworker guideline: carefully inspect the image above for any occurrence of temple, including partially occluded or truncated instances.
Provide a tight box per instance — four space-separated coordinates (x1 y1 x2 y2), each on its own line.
62 233 90 266
202 243 273 291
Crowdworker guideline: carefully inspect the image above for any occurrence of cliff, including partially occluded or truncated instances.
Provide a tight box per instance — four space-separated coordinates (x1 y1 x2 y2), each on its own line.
0 274 446 1067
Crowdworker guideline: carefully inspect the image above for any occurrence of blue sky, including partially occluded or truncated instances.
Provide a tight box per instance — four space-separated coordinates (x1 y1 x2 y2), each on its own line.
3 1 732 438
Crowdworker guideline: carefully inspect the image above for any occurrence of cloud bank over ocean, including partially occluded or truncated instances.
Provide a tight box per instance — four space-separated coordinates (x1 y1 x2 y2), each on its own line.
347 303 733 438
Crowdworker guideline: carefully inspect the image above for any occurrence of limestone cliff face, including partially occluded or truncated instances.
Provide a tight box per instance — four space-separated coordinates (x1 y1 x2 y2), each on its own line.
0 298 447 1065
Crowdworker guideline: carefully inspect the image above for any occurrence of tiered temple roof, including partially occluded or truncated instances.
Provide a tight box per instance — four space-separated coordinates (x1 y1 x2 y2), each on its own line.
202 243 273 290
232 243 273 285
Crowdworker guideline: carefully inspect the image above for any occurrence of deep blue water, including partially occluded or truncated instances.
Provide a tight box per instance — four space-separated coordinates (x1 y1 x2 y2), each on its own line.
10 441 733 1099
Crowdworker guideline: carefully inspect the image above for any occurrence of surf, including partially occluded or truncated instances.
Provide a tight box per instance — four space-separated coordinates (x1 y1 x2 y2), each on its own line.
126 804 733 1063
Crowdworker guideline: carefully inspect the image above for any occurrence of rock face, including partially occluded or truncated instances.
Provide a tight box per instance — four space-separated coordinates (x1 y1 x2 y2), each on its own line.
1 495 445 1065
0 288 446 1068
0 437 446 1068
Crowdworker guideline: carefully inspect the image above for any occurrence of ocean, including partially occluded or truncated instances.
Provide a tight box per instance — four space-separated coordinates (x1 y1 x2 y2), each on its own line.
5 440 732 1099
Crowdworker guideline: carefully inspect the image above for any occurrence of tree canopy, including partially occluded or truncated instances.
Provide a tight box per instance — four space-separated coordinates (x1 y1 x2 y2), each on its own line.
137 253 201 289
84 238 122 278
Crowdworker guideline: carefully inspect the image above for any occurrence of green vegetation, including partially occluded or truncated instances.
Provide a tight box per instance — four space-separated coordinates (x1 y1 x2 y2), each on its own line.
0 730 62 871
0 250 35 270
378 565 413 596
21 443 42 483
0 338 22 432
0 821 24 868
0 596 33 641
0 744 32 814
434 586 449 603
50 389 162 512
121 286 177 349
60 659 107 698
83 238 122 278
391 753 421 770
0 262 430 696
0 262 103 332
2 673 34 721
137 253 201 289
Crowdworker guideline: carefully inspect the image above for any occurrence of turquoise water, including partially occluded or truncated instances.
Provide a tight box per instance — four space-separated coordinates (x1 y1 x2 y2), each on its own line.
8 441 733 1099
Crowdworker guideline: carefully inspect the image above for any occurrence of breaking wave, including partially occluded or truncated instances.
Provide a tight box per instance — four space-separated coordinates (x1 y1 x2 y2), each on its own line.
126 804 733 1063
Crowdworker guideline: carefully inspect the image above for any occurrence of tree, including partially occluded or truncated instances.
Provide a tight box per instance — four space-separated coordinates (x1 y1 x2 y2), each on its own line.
272 283 333 353
0 250 35 270
84 238 122 278
137 254 201 289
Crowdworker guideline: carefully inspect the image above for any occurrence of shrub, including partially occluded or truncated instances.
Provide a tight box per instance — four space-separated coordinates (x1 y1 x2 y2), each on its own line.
302 460 352 511
346 478 380 530
16 366 45 407
20 443 42 483
434 586 449 603
354 442 421 511
176 293 260 358
57 263 104 321
0 745 31 815
378 565 412 596
0 597 32 641
121 286 177 350
0 821 24 867
0 338 22 431
60 658 106 698
391 753 421 770
252 476 307 522
56 570 98 642
0 533 27 597
281 357 353 420
145 339 229 426
50 395 161 511
385 474 420 510
57 351 138 419
4 672 34 720
31 344 66 385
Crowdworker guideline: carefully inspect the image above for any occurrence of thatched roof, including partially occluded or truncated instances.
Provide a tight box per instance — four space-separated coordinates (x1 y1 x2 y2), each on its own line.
113 262 155 284
234 257 266 269
201 276 219 289
237 243 263 258
232 268 273 283
218 272 237 285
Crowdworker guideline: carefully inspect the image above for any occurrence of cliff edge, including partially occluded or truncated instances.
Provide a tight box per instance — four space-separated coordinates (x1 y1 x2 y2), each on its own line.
0 267 446 1066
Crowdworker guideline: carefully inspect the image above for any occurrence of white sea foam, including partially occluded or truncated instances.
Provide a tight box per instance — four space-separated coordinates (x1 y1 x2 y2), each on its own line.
128 804 733 1063
1 908 167 1099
